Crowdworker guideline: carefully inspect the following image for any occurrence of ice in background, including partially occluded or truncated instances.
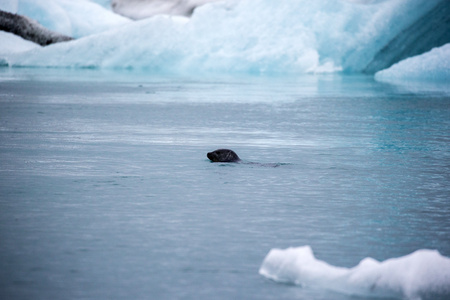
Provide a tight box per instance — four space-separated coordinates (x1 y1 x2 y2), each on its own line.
0 31 37 57
0 0 449 81
375 44 450 82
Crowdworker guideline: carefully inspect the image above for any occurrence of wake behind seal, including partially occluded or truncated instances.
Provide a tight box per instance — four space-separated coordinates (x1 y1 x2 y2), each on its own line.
207 149 241 163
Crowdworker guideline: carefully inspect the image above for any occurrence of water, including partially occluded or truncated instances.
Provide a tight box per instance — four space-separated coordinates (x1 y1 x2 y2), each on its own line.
0 68 449 300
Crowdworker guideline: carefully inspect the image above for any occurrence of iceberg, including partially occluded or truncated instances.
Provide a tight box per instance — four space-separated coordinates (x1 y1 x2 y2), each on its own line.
0 0 449 77
259 246 450 300
375 44 450 82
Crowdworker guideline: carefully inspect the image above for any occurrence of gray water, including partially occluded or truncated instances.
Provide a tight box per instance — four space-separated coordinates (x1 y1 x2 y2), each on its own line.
0 68 449 300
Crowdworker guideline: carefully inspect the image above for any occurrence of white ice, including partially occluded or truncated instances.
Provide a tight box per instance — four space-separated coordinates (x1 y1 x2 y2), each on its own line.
375 43 450 82
1 0 448 80
0 31 39 58
259 246 450 300
3 0 439 73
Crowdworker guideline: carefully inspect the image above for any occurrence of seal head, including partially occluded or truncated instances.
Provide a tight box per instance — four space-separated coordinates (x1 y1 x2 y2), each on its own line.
207 149 241 163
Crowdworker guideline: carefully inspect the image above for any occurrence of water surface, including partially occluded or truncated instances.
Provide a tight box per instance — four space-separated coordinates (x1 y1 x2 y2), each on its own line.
0 68 449 299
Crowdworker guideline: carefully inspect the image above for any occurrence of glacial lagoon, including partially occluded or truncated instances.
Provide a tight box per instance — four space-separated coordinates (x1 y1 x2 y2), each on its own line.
0 68 449 299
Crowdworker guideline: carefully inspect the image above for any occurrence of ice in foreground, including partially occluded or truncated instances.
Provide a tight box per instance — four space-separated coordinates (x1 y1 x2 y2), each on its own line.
259 246 450 300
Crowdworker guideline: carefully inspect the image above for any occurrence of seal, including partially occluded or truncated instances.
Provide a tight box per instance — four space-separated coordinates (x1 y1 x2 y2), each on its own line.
207 149 241 163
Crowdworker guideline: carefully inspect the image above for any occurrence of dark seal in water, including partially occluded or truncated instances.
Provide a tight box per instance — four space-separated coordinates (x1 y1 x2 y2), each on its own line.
207 149 241 163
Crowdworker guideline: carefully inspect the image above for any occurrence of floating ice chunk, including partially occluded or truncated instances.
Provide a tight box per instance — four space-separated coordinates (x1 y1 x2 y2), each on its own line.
259 246 450 300
375 44 450 82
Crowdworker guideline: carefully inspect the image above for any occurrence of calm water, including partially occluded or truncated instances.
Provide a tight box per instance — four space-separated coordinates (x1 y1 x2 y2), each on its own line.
0 69 449 300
